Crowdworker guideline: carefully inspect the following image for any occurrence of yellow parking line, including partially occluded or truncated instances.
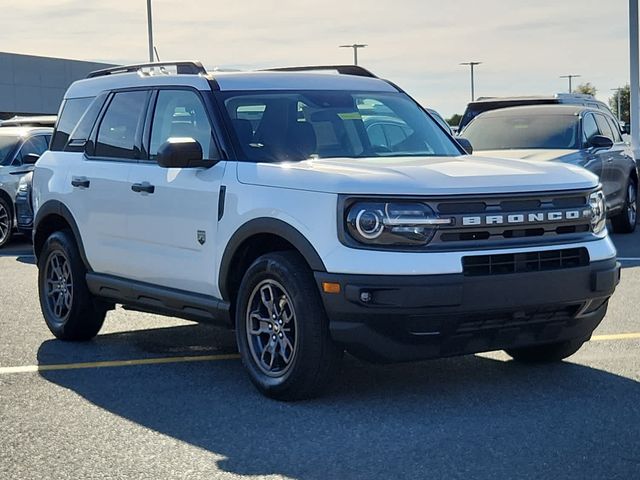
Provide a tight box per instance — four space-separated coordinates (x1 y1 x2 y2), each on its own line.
590 332 640 342
0 353 240 375
1 333 638 375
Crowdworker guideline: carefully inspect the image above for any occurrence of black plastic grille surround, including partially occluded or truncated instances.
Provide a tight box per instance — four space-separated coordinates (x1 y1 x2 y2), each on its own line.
462 247 589 276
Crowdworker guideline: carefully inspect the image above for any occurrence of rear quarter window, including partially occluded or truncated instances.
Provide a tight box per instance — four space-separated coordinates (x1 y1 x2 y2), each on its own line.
50 97 94 151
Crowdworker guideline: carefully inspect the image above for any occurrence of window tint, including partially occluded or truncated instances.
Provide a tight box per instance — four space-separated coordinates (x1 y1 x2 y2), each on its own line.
16 135 48 164
582 114 599 145
50 97 93 151
95 91 148 159
66 93 108 151
462 114 580 150
605 116 623 143
149 90 216 159
594 114 614 140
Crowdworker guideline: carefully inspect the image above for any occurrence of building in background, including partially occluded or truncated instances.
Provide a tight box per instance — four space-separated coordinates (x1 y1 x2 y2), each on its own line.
0 52 115 119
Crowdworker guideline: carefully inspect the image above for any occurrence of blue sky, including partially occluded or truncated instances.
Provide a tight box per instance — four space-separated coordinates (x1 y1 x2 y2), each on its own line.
0 0 631 117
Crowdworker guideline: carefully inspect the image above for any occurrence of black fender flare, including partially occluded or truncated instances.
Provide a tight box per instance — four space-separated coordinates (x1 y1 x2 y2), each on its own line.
33 200 91 270
218 217 326 300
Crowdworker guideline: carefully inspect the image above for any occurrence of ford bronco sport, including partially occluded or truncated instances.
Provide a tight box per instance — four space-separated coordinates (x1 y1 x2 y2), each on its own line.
33 62 620 400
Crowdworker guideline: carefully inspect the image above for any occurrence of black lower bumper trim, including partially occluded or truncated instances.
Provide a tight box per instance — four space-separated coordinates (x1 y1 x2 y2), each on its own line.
315 258 620 362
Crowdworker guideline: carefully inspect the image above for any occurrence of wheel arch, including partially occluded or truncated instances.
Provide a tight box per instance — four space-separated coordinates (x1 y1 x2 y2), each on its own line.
33 200 91 270
218 218 326 306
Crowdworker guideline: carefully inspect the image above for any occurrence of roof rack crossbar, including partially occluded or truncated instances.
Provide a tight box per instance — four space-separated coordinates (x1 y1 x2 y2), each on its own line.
262 65 378 78
87 61 207 79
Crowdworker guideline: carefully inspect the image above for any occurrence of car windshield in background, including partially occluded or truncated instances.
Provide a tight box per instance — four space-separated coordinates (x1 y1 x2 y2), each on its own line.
0 135 20 165
219 91 461 162
463 114 580 150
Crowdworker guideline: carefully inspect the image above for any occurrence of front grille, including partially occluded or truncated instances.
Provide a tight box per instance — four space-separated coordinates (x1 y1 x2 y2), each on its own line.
430 190 594 248
462 247 589 276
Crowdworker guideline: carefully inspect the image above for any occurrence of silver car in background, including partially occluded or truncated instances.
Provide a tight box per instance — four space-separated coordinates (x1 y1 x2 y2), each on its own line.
0 126 52 247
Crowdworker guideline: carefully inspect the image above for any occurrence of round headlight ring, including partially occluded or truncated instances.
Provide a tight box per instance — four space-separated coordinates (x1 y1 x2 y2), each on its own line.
355 209 384 239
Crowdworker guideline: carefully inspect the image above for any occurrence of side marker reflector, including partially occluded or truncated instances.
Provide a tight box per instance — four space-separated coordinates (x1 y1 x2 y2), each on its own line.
322 282 341 294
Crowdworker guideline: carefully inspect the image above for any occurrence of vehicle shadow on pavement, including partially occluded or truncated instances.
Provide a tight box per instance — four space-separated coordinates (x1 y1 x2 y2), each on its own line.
37 325 640 479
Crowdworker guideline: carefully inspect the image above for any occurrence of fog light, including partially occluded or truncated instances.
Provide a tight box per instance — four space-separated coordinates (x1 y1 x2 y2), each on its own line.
360 291 372 303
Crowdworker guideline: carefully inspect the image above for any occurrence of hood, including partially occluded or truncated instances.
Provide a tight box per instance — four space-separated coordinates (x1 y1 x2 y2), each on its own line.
236 155 598 196
474 149 579 162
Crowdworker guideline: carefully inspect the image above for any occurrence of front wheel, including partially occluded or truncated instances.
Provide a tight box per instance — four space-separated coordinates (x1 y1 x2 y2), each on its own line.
611 178 637 233
0 196 13 248
505 339 585 363
235 251 342 400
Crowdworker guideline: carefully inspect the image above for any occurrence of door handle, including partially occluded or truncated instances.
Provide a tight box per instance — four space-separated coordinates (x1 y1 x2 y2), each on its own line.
71 177 90 188
131 182 155 194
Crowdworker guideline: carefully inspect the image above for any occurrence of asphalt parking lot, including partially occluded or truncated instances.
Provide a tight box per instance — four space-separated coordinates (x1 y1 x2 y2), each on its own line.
1 232 639 480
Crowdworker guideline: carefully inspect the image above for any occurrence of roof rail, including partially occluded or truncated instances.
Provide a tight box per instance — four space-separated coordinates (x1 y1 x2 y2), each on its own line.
262 65 378 78
87 61 207 78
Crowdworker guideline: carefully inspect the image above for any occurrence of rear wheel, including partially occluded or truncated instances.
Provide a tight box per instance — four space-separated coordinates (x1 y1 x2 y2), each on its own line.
0 197 13 248
505 339 585 363
611 179 637 233
38 230 106 340
235 251 342 400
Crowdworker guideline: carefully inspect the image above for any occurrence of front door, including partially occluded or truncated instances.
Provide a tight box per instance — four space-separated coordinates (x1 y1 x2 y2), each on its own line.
125 88 225 295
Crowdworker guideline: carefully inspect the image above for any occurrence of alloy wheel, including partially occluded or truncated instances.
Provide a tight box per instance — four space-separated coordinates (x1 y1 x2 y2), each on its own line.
246 279 298 377
44 251 74 323
0 202 9 244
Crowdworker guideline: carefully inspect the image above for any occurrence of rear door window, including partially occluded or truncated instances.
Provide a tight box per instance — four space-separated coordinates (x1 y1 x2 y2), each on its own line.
605 116 623 143
94 91 148 159
594 114 614 140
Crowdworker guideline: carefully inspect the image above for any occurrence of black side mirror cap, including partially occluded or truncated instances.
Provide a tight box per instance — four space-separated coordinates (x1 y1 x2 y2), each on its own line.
622 123 631 135
156 138 214 168
588 135 614 150
22 153 40 165
457 137 473 155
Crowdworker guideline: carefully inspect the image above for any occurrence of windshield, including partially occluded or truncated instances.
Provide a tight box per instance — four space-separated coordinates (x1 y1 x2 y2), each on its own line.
0 135 20 165
219 91 461 162
462 113 580 150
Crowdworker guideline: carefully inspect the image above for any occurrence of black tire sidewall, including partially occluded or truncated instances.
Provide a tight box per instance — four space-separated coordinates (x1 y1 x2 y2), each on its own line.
0 196 13 248
37 230 104 340
235 252 331 398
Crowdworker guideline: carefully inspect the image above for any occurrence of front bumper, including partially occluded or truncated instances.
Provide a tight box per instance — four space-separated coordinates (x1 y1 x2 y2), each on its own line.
315 257 620 362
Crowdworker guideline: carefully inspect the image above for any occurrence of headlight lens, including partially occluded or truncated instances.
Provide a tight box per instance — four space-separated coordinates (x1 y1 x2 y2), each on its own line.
589 190 606 234
346 201 450 246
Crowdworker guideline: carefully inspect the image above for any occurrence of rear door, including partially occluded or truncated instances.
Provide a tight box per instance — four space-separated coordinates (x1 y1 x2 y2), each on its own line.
65 90 150 276
125 88 225 295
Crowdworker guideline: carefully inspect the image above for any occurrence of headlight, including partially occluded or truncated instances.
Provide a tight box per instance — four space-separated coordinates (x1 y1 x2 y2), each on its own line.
589 190 606 234
345 201 450 246
17 177 29 194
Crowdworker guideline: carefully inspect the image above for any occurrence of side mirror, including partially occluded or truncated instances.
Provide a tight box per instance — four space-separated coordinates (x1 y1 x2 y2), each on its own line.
588 135 614 150
22 153 40 165
457 137 473 155
622 123 631 135
156 138 212 168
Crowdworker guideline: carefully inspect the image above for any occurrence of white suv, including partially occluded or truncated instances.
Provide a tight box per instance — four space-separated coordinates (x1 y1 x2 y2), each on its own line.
33 62 620 400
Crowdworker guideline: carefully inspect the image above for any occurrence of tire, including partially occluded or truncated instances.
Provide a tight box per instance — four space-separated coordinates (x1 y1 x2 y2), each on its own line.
37 230 106 341
611 178 637 234
0 196 13 248
235 251 342 400
505 339 585 363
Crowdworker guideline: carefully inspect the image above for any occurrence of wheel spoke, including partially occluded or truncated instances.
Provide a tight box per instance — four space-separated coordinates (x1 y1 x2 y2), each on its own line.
260 284 276 316
249 312 271 335
278 335 294 364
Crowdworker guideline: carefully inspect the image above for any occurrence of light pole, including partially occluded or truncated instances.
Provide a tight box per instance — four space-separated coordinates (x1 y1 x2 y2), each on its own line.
460 62 482 102
630 0 639 157
146 0 154 62
560 74 581 93
339 44 367 65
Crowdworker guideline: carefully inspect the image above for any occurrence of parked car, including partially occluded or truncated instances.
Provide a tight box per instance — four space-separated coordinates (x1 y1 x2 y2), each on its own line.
0 115 57 128
0 126 52 247
458 93 615 131
15 170 34 236
460 105 638 233
33 62 619 400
